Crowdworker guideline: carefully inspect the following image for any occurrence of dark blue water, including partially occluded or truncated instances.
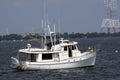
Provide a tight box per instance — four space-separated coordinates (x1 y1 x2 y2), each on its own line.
0 37 120 80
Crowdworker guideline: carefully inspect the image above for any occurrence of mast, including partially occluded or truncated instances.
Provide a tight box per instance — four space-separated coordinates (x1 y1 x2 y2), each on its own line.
41 0 57 49
48 25 53 47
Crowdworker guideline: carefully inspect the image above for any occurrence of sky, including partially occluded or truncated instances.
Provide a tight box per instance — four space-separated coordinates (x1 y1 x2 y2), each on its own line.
0 0 119 35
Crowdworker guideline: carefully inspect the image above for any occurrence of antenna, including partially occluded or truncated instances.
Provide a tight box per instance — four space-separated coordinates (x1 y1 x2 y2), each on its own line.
41 19 44 48
54 24 56 45
32 27 35 34
42 0 47 49
6 28 9 35
58 18 61 38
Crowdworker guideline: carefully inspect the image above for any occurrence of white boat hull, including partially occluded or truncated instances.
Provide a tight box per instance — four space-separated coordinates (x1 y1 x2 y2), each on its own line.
19 53 96 70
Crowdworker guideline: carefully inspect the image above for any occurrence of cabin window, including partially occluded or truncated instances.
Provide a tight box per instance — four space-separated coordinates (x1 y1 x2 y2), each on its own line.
64 46 67 51
42 54 52 60
19 53 37 62
72 45 76 50
74 45 77 49
30 54 37 62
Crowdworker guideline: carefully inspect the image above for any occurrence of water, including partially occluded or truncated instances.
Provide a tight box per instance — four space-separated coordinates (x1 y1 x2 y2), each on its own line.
0 37 120 80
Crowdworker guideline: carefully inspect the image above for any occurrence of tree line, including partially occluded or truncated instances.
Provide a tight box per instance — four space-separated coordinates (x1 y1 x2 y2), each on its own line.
0 32 120 41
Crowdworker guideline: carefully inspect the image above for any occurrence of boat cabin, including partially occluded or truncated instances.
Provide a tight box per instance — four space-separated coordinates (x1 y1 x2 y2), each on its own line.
19 40 80 63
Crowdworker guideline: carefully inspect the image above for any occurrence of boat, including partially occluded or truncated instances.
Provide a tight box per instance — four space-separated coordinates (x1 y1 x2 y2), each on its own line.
10 25 97 70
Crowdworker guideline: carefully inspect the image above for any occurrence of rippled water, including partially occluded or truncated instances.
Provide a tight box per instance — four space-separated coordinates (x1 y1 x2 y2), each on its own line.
0 37 120 80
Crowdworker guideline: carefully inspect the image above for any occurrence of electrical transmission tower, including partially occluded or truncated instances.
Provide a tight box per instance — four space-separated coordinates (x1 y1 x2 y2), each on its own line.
101 0 120 33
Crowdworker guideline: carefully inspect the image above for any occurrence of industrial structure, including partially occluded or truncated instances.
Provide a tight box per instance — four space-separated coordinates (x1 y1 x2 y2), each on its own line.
101 0 120 33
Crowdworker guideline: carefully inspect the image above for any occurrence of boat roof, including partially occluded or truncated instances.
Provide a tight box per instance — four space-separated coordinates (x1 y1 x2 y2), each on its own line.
18 39 78 54
60 41 78 46
19 48 61 54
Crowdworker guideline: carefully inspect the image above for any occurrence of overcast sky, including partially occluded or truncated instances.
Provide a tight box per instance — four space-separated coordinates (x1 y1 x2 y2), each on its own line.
0 0 119 35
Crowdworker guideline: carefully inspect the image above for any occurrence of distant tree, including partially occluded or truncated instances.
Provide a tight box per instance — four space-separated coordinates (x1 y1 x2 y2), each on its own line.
2 34 22 40
63 32 69 39
1 32 120 41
